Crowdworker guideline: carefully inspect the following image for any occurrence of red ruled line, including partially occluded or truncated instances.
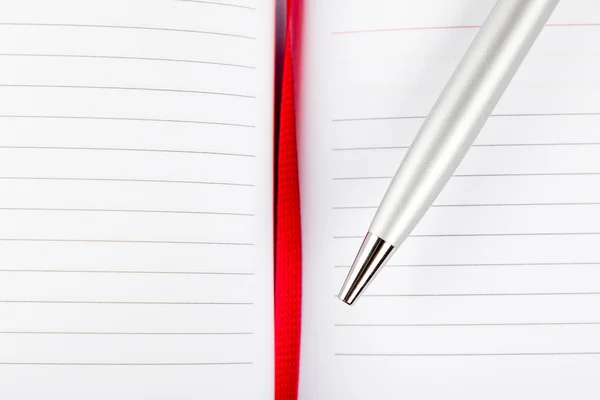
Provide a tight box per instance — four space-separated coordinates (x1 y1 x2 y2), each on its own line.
332 22 600 35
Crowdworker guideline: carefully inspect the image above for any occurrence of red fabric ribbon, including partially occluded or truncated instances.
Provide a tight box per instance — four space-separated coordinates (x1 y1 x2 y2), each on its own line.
274 0 302 398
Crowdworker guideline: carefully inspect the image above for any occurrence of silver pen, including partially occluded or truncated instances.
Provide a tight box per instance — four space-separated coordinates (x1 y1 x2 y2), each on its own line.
338 0 559 305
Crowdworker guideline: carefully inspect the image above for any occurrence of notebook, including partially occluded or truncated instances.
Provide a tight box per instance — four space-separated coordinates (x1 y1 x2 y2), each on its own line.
0 0 274 398
299 0 600 399
1 0 599 399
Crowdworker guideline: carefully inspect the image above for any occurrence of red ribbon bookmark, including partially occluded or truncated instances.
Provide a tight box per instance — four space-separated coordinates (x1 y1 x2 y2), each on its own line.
274 0 302 398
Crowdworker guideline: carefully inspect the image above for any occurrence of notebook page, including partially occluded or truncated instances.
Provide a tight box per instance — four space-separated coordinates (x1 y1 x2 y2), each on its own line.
0 1 274 399
299 0 600 398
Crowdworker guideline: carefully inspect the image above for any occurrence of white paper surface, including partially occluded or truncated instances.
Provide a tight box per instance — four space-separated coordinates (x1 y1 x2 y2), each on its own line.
0 1 274 399
299 1 600 398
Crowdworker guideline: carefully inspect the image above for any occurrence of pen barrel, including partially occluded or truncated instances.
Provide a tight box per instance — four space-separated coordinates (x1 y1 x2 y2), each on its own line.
370 0 559 246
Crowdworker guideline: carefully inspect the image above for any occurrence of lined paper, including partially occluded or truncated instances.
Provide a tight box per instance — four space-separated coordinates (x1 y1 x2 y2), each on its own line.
299 0 600 399
0 0 273 399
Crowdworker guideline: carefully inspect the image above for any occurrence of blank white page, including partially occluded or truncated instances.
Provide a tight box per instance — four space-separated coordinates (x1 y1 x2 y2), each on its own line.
299 1 600 399
0 0 274 399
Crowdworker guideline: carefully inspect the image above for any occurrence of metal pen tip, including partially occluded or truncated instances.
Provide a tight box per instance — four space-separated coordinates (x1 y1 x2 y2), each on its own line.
338 232 395 305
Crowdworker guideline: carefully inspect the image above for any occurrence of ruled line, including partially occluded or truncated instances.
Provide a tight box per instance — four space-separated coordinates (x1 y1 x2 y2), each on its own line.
359 292 600 298
0 207 254 216
0 177 254 187
0 238 254 246
334 232 600 239
332 112 600 122
176 0 256 10
0 300 253 305
333 261 600 268
0 115 254 128
332 22 600 35
333 172 600 180
451 172 600 178
336 352 600 357
0 84 254 98
0 269 254 275
0 54 254 69
0 146 255 157
332 24 480 35
335 322 600 327
0 22 255 40
333 115 426 122
333 146 412 151
0 331 253 335
332 142 600 151
333 202 600 210
0 362 253 366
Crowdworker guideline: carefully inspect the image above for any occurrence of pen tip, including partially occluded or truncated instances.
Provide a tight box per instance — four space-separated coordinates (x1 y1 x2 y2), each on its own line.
337 232 394 306
337 293 356 306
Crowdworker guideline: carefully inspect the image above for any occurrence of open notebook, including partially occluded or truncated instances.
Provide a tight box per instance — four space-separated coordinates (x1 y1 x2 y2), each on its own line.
299 0 600 399
1 0 600 399
0 0 274 398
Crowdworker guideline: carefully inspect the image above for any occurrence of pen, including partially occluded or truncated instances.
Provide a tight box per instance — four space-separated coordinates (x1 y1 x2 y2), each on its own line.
338 0 560 305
